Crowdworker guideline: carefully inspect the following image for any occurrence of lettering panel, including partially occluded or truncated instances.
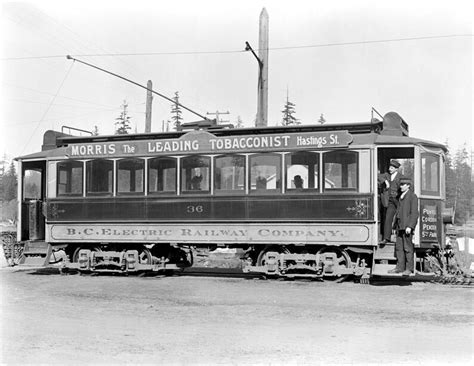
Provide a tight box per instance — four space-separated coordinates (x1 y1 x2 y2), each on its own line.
49 223 372 244
66 130 353 158
420 199 441 243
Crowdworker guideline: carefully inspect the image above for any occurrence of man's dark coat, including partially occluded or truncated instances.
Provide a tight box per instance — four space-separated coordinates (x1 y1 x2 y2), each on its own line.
395 189 419 231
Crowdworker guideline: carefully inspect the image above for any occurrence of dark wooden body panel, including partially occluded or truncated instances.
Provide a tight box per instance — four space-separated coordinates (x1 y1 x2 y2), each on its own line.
46 194 374 223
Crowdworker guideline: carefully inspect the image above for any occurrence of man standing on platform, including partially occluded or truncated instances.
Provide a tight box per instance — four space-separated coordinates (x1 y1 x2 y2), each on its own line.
388 177 419 275
380 159 402 244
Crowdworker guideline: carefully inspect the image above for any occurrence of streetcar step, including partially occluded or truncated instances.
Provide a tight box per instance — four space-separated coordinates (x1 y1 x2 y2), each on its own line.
371 263 415 277
374 242 396 260
18 241 52 266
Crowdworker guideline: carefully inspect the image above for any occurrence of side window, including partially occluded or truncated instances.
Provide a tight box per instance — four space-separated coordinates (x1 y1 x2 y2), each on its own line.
323 150 358 191
214 154 245 194
421 153 440 196
148 157 177 194
250 154 281 192
285 151 319 191
57 161 83 196
117 158 144 194
86 159 113 196
181 155 210 193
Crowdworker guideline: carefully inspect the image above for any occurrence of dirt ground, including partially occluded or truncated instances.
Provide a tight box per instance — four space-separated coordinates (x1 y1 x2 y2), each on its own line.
0 268 472 365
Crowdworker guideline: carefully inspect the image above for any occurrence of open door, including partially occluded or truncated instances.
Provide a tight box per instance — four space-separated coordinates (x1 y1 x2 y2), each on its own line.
20 161 46 241
373 146 415 276
18 160 53 266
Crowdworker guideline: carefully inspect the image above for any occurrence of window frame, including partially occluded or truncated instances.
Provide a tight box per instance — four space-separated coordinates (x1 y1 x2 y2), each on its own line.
284 151 320 193
56 160 84 197
147 156 178 195
214 154 246 195
86 159 114 196
322 150 359 192
420 152 441 197
180 155 211 194
116 158 145 196
248 153 282 194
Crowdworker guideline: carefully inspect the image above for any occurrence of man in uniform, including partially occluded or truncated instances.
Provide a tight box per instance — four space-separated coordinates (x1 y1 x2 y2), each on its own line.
380 159 402 244
388 177 419 276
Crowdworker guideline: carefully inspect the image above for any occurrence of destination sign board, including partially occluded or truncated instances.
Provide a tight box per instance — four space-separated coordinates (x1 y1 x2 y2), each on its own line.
49 223 370 244
420 200 440 243
66 130 353 158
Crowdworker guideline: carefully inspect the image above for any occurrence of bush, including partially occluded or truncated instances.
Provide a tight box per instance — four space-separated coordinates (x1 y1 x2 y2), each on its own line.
0 200 17 223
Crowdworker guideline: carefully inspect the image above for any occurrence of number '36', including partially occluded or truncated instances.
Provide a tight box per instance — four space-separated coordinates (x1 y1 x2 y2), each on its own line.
186 205 204 213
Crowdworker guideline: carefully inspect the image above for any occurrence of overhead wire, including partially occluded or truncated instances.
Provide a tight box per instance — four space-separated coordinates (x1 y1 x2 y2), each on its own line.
3 9 145 101
2 82 143 109
19 62 75 155
2 34 472 60
32 6 147 83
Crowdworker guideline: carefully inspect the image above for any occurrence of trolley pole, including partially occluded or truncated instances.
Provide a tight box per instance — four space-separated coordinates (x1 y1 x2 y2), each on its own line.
66 55 209 121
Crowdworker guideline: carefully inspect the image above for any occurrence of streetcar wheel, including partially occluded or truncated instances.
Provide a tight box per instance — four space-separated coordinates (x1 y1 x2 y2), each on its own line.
72 246 102 263
317 247 352 282
257 246 289 266
138 246 153 264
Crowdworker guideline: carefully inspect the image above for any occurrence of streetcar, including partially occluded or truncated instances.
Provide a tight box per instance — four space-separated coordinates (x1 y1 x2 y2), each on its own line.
12 111 447 281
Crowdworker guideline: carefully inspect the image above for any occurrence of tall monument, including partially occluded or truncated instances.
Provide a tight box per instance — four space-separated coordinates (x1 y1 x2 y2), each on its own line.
256 8 269 127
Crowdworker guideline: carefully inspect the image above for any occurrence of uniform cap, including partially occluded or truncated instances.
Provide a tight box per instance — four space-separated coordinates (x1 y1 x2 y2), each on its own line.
400 177 412 185
389 160 401 168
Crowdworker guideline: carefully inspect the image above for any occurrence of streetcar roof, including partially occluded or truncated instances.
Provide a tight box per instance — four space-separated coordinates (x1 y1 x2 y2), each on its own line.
352 133 446 150
16 146 69 161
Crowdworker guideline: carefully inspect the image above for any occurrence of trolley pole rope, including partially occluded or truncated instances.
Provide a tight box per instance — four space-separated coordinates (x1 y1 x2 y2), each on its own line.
66 55 209 121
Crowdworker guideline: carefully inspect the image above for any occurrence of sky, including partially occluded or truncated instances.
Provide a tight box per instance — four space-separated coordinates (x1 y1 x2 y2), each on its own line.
0 0 472 161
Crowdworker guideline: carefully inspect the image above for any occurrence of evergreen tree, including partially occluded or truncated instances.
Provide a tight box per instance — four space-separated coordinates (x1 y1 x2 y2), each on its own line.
281 93 299 126
452 145 472 224
0 155 6 199
445 143 473 224
2 162 17 202
318 114 326 124
171 92 183 130
445 142 456 210
235 116 244 128
115 100 132 135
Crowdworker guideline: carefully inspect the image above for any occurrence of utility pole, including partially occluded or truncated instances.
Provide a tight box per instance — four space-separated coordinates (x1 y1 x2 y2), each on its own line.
257 8 269 127
206 111 230 124
145 80 153 133
245 8 269 127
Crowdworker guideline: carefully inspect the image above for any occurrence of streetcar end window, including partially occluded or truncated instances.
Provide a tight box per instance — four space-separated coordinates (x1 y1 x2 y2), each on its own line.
421 153 440 196
23 168 43 200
